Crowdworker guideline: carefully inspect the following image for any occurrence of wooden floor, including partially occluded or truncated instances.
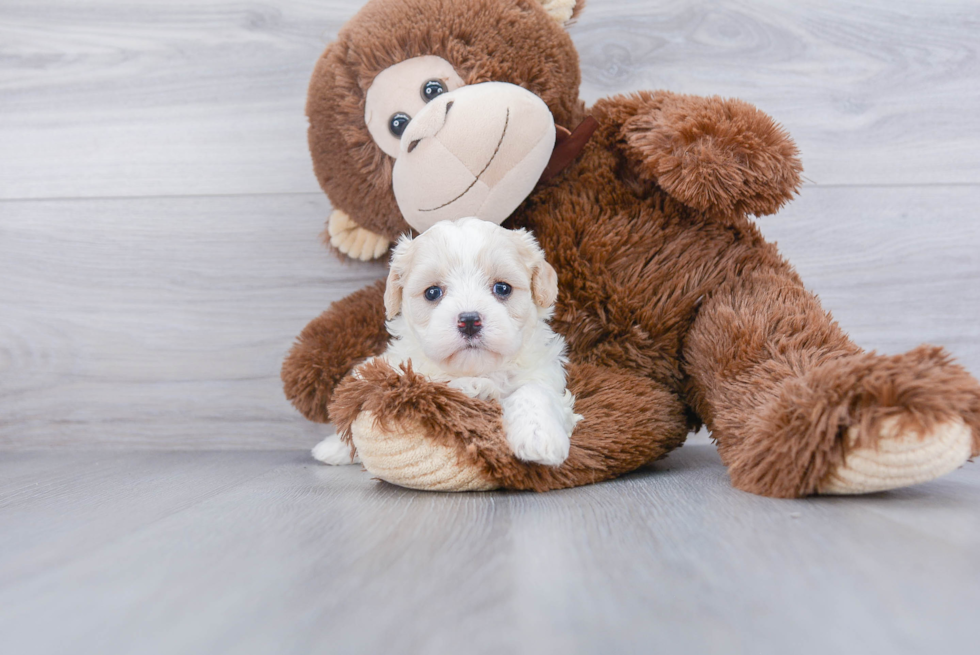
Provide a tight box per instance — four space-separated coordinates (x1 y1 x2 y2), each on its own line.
2 1 979 653
2 446 979 655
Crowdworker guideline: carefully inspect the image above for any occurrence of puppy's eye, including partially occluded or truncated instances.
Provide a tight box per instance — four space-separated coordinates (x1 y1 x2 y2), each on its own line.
421 79 446 102
492 282 512 298
424 286 443 301
389 112 411 137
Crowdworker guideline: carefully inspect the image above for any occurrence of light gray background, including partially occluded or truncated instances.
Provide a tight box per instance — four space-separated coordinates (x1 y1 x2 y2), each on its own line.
1 1 979 653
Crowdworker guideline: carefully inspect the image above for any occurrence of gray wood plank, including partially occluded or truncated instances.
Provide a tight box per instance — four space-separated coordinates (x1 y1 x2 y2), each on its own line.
1 185 978 449
758 184 980 369
0 450 301 586
576 0 980 186
2 0 979 200
0 447 977 654
0 0 356 199
0 193 384 449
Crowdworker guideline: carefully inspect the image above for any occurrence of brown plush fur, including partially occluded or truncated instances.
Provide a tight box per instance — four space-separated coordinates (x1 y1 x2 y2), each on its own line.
330 358 689 491
621 92 803 218
329 359 506 466
282 279 389 423
283 0 980 496
306 0 584 246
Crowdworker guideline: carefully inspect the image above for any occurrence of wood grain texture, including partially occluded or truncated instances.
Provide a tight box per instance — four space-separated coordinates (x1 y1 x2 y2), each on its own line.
2 0 979 200
758 185 980 369
575 0 980 186
0 0 354 199
0 193 385 448
1 447 978 654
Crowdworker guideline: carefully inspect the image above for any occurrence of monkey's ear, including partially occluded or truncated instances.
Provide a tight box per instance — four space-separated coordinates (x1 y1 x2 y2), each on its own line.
538 0 584 26
324 209 392 261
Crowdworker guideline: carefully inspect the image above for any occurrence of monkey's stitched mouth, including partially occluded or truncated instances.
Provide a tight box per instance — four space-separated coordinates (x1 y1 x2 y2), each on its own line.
418 108 510 213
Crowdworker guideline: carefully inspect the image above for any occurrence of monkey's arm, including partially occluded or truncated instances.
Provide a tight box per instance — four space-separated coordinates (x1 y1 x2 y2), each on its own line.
609 91 802 217
281 279 389 423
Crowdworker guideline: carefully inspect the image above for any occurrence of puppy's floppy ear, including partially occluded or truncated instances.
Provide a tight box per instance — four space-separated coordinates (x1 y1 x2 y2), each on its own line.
532 260 559 308
513 229 559 309
384 235 415 319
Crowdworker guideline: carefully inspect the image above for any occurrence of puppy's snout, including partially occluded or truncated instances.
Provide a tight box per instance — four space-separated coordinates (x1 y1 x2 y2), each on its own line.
457 312 482 338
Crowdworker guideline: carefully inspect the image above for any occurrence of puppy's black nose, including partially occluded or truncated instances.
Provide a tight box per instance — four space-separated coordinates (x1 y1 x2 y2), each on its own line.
457 312 482 337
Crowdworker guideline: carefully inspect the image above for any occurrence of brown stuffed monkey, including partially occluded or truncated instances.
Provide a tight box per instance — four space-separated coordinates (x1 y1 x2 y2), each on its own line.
281 0 980 497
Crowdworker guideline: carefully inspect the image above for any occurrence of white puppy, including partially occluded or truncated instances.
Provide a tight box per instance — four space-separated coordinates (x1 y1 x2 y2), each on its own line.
312 217 580 467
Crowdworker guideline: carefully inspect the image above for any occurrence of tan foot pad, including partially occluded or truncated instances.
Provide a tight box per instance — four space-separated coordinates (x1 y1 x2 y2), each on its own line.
350 412 499 492
326 209 390 261
818 416 973 495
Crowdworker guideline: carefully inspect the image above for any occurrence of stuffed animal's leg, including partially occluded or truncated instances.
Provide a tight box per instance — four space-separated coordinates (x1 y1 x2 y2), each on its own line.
281 280 389 423
683 269 980 498
329 359 691 492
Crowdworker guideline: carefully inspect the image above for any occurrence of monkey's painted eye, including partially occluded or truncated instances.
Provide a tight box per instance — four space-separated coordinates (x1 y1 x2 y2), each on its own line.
421 79 446 102
424 286 443 301
389 112 411 137
492 282 512 298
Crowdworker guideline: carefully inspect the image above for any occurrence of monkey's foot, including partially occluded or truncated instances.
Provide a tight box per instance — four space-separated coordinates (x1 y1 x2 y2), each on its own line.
818 416 973 494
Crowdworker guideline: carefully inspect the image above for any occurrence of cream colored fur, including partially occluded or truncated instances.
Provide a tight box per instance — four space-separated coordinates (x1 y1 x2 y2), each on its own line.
311 429 361 465
313 218 579 467
353 218 578 468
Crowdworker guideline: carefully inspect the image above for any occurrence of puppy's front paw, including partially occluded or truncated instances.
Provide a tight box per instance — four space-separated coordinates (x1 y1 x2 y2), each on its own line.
502 385 571 467
507 421 569 466
507 420 570 466
312 434 361 466
447 377 501 401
